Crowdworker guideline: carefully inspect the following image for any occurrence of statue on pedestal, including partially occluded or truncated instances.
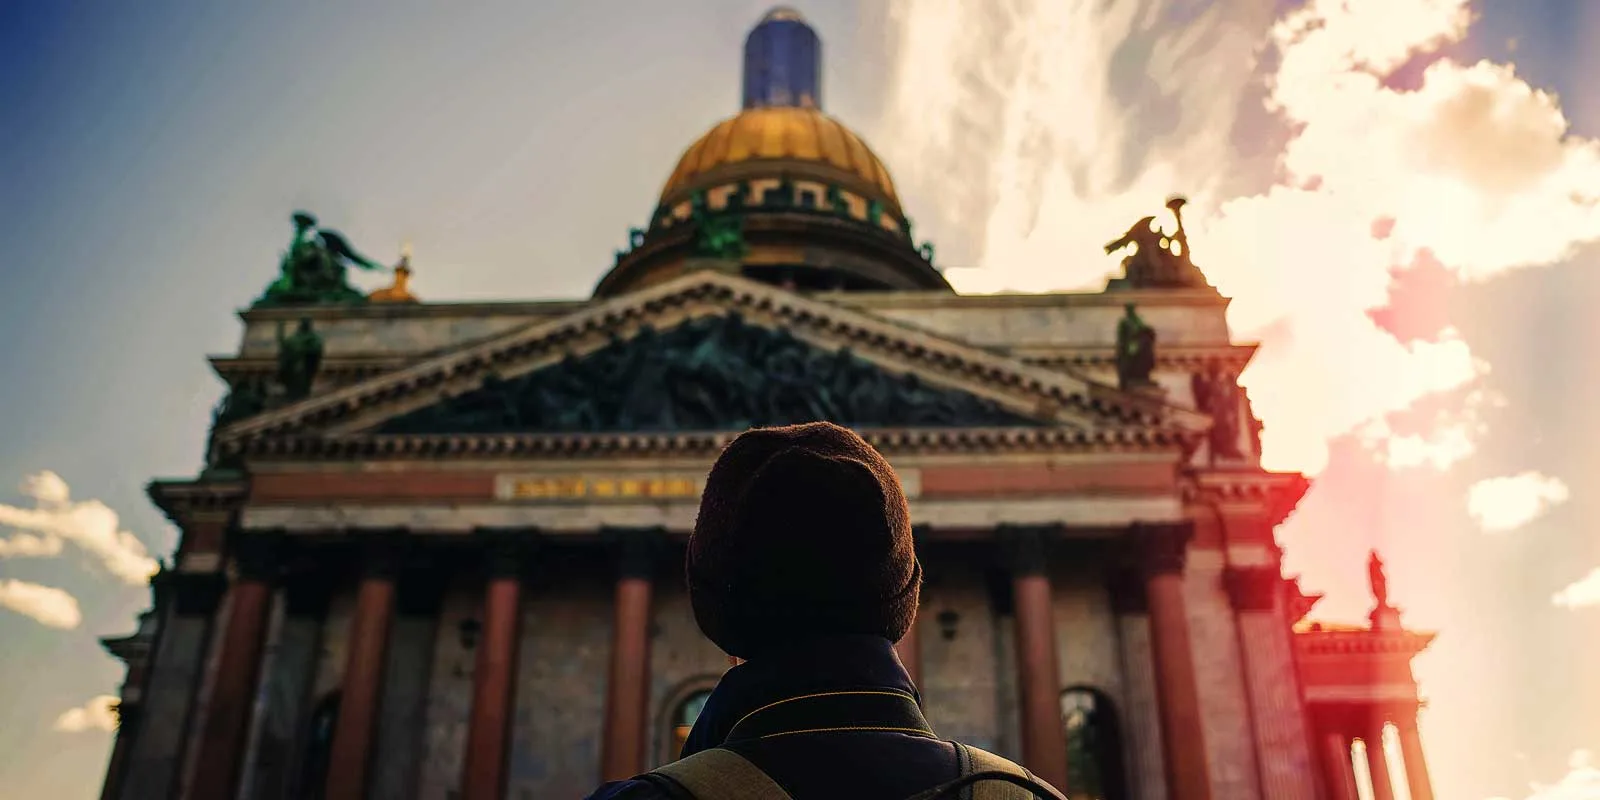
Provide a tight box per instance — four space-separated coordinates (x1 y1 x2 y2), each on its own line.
1115 304 1157 390
276 318 324 401
1368 550 1390 609
256 212 389 308
1104 196 1210 289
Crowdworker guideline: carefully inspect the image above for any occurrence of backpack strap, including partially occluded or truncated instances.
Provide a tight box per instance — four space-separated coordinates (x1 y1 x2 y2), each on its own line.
900 743 1069 800
646 747 793 800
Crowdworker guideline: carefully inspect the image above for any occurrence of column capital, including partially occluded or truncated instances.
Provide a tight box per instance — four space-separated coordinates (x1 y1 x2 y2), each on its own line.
1107 569 1149 614
997 523 1060 576
1127 521 1193 576
229 531 284 583
157 570 228 615
356 531 411 581
1222 565 1280 611
474 527 540 580
602 526 669 580
284 563 338 617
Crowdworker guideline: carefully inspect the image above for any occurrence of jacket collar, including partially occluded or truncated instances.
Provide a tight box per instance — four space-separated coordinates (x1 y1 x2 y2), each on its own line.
680 634 923 757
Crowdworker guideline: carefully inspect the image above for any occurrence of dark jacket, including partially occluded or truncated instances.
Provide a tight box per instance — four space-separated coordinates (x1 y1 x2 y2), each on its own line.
584 635 966 800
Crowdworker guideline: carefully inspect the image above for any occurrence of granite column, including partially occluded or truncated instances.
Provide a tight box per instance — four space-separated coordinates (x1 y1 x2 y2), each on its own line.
600 528 663 782
187 534 281 800
461 535 533 800
323 539 402 800
1133 522 1212 800
999 524 1070 793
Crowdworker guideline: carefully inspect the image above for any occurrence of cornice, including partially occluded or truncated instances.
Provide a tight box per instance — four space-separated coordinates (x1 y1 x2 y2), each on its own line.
146 479 248 526
222 425 1199 463
1013 344 1258 371
1294 627 1437 657
1183 469 1311 527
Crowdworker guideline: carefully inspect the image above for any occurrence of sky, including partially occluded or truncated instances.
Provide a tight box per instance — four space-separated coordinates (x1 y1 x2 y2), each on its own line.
0 1 1595 798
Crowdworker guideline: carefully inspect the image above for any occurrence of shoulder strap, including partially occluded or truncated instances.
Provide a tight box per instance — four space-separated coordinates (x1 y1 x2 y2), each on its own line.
962 744 1042 800
647 747 793 800
901 743 1069 800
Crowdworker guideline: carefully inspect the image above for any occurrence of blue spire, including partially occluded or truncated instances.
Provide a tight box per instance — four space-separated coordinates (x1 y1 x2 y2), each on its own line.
742 7 822 110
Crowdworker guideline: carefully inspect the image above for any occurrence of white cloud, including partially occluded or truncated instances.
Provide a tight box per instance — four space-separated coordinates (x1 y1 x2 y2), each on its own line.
0 471 158 585
1466 472 1570 533
0 532 65 558
1487 750 1600 800
1552 569 1600 611
52 695 118 733
877 0 1600 476
0 579 83 629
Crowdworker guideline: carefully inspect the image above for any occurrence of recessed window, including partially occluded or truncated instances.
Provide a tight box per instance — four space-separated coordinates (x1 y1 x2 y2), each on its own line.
672 689 712 759
1061 687 1128 800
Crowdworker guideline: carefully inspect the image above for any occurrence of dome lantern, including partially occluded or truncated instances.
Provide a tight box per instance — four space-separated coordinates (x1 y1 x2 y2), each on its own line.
743 7 822 110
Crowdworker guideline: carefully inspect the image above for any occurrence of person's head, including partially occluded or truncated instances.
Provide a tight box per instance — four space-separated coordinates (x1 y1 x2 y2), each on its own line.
687 422 921 659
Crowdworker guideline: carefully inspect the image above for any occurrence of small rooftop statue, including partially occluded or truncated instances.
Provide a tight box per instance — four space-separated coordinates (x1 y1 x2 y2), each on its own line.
689 190 748 261
256 211 389 308
368 243 419 304
276 318 324 401
1114 303 1157 390
1368 550 1390 609
1104 196 1210 290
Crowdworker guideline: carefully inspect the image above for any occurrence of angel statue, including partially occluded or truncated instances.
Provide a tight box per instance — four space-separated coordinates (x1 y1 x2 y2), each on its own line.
255 211 389 307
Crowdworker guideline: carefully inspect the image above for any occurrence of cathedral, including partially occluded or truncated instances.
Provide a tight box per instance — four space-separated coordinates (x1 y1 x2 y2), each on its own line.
98 8 1438 800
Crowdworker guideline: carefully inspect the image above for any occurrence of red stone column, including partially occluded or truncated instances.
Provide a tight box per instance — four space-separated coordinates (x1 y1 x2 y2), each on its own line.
600 530 663 782
323 542 401 800
1000 525 1070 793
187 534 280 800
1363 723 1396 800
1133 522 1212 800
1396 713 1435 800
1318 726 1359 800
461 538 530 800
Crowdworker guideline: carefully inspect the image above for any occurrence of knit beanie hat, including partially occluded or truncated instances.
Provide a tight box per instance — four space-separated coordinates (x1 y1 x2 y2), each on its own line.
688 422 922 659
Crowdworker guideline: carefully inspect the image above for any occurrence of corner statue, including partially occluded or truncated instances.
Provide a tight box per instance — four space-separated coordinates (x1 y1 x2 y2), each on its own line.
256 211 388 307
1115 303 1157 390
1368 550 1390 609
276 318 324 401
1104 196 1210 290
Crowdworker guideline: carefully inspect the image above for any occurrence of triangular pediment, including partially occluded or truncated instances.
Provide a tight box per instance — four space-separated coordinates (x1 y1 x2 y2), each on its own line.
378 313 1038 434
216 271 1209 448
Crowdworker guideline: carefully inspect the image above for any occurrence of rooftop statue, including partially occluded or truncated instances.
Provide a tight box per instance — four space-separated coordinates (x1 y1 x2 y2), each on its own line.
256 211 389 307
1368 550 1390 609
1114 303 1157 390
1104 196 1209 289
276 318 324 401
689 190 747 261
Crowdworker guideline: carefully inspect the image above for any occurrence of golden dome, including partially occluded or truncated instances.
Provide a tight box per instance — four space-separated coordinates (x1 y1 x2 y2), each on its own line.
658 106 900 211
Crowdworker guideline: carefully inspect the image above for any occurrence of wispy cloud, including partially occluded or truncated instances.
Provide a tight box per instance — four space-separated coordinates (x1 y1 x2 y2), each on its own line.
1465 471 1570 533
878 0 1600 476
1487 749 1600 800
1552 569 1600 611
52 695 118 733
0 578 83 629
0 471 158 584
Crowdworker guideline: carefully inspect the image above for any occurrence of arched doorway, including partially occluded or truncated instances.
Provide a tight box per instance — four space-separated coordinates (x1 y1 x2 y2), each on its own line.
670 689 712 759
1061 687 1128 800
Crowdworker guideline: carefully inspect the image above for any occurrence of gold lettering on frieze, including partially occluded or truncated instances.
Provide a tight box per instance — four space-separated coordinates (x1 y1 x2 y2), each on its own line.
495 474 704 503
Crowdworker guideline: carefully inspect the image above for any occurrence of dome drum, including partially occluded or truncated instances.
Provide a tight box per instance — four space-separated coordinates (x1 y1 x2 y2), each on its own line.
595 209 948 298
